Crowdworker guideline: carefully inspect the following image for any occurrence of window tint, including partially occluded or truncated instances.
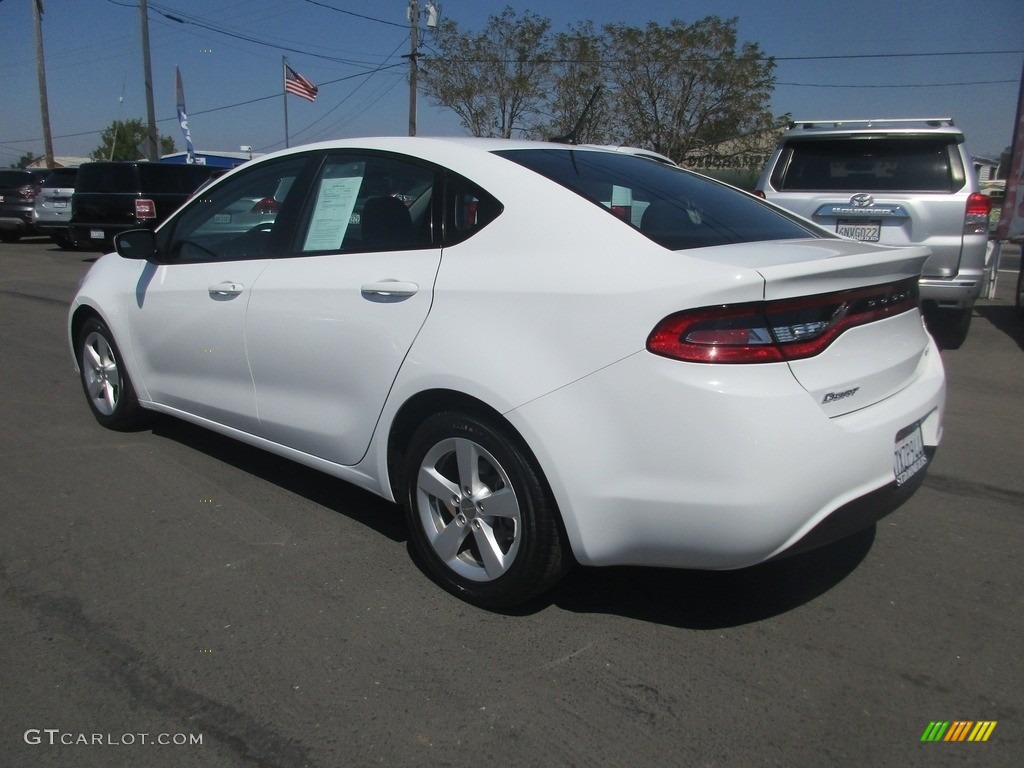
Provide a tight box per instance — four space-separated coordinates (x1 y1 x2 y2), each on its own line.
444 173 502 245
138 164 214 193
0 171 34 188
75 163 138 193
163 156 309 262
42 168 78 188
497 148 817 250
774 138 960 192
295 153 436 253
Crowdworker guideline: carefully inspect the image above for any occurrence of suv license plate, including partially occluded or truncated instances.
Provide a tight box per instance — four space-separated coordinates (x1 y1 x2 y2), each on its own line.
837 219 881 242
894 421 927 487
90 229 104 239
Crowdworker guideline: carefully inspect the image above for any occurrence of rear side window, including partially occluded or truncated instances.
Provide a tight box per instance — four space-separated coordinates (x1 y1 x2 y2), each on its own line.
0 171 33 187
497 148 818 251
772 138 963 193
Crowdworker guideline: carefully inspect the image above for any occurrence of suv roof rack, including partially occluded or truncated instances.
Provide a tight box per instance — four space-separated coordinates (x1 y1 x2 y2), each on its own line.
788 117 955 130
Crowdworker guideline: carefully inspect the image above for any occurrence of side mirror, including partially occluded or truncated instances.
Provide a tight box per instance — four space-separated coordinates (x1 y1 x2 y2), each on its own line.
114 229 157 260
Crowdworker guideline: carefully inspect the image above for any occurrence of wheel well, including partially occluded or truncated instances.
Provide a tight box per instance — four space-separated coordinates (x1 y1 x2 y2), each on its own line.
69 305 102 350
387 389 503 499
386 388 574 563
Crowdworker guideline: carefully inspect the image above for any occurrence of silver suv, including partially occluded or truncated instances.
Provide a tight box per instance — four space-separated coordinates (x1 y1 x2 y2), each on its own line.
756 118 990 347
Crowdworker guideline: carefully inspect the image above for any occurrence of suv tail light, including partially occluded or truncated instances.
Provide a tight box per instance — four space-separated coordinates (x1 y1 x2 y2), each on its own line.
251 197 280 215
963 192 990 235
135 198 156 219
18 183 40 200
752 189 767 199
647 278 920 363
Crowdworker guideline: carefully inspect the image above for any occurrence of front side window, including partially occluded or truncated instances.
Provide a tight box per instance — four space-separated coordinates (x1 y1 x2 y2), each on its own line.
497 148 818 251
161 156 310 263
293 153 437 253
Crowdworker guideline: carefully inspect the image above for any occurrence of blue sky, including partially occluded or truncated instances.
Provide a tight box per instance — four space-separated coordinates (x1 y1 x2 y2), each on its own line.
1 0 1022 166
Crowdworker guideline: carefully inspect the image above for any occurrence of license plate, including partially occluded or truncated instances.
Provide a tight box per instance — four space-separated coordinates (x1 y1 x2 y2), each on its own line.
54 200 67 209
213 214 231 224
0 195 4 203
894 421 927 486
90 229 104 239
837 219 881 242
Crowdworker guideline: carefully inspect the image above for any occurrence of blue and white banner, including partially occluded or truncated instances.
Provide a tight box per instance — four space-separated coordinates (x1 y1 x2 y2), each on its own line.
175 66 196 164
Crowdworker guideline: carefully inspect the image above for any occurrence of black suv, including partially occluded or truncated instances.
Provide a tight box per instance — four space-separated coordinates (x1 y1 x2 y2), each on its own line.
0 169 50 242
70 162 216 251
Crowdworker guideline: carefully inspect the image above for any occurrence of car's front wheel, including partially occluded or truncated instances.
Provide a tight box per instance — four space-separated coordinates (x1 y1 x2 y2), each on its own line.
76 316 146 430
404 412 569 609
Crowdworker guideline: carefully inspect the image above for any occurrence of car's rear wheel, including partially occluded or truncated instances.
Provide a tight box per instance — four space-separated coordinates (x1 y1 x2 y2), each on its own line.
404 412 568 609
76 317 146 430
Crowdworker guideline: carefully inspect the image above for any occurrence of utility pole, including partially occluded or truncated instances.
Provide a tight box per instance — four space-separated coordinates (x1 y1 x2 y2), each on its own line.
139 0 159 160
32 0 54 167
407 0 419 136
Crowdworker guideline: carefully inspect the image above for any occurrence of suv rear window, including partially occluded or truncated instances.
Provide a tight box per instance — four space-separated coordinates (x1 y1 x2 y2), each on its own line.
42 168 78 187
496 148 818 251
0 171 34 187
772 138 964 193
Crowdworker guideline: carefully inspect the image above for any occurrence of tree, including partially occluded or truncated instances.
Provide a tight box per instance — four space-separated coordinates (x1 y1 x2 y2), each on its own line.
529 21 611 144
90 119 176 161
422 6 551 138
14 152 39 168
603 17 778 163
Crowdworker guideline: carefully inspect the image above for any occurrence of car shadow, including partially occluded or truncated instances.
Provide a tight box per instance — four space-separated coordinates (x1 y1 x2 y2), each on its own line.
974 303 1024 351
148 415 874 626
149 416 408 543
537 526 875 628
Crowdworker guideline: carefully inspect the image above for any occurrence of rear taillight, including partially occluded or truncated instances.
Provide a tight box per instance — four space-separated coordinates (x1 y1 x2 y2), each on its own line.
251 197 280 214
135 198 156 219
19 184 40 200
647 278 920 363
753 189 767 199
964 192 990 235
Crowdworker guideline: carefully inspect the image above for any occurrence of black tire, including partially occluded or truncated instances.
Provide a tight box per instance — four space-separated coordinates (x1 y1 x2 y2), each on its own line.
0 231 22 243
404 412 569 609
75 317 147 430
925 307 972 350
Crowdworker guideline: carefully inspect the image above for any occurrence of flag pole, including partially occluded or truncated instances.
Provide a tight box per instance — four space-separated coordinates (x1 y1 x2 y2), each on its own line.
282 56 290 148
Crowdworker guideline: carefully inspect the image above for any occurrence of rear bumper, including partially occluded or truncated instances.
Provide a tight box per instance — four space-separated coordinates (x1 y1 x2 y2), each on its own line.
508 333 945 570
918 274 982 309
0 214 34 233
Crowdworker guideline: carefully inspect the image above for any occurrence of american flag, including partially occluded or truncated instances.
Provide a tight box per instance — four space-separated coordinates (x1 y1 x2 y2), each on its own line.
284 64 318 102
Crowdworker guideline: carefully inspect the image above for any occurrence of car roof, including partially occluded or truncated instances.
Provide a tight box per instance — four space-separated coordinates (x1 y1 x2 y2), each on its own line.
781 118 964 138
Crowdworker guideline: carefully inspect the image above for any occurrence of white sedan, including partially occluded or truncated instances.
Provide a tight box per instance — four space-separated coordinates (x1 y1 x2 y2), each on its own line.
69 137 945 608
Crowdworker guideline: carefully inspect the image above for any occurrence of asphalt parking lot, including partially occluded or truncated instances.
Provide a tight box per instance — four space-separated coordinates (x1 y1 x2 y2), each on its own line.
1 236 1021 768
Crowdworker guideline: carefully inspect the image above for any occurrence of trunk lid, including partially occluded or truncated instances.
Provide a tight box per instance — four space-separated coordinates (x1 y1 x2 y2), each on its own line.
690 239 934 416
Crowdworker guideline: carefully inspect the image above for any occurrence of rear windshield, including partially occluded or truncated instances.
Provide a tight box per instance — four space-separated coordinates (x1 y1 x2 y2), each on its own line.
495 148 819 251
772 137 963 192
42 168 78 187
76 163 213 194
0 171 33 188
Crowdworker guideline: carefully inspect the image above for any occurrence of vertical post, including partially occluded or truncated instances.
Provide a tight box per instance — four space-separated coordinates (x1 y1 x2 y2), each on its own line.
139 0 159 160
283 57 290 148
408 0 418 136
32 0 54 168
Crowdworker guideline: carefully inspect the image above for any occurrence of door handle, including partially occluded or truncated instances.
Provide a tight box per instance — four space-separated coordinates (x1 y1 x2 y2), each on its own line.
360 280 419 298
208 281 245 296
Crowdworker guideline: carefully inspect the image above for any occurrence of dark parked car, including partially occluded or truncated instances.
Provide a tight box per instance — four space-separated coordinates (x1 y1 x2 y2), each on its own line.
33 167 79 249
0 168 50 242
69 162 216 251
